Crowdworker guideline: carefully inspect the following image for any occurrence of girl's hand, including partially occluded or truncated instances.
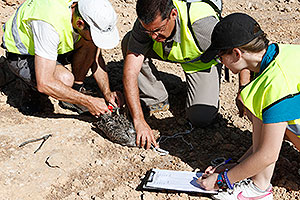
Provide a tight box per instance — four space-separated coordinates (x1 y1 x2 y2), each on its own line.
197 172 219 191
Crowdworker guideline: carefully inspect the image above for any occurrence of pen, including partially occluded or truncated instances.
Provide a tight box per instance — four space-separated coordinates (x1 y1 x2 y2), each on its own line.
202 158 232 177
214 158 232 169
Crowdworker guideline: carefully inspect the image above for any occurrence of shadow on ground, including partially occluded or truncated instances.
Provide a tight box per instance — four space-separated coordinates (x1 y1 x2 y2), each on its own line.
2 59 300 192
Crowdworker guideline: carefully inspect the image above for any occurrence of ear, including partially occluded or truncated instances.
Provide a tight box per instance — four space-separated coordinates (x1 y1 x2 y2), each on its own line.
232 48 243 62
76 18 85 30
170 8 178 20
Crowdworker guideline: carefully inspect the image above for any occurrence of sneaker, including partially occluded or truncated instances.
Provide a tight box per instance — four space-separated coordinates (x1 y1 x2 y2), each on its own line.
58 101 89 114
19 89 41 115
72 83 95 96
0 56 16 87
148 99 170 115
59 83 90 114
212 179 273 200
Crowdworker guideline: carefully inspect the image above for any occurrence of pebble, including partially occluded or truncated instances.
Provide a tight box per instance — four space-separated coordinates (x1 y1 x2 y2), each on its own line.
72 179 82 188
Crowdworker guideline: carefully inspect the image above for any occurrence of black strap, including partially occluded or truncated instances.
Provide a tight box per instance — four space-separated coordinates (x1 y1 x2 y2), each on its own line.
201 0 222 16
6 52 32 61
224 67 229 81
186 1 229 82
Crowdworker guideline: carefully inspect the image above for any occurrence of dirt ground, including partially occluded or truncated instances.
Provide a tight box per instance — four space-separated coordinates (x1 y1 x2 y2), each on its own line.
1 0 300 199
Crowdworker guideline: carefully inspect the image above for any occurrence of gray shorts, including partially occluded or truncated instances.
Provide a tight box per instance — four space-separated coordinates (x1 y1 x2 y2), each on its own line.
6 52 36 87
5 51 73 87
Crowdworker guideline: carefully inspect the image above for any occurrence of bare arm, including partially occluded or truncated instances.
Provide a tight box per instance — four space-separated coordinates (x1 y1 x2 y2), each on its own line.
236 69 252 117
123 51 158 149
93 48 122 107
227 119 286 185
239 68 251 87
35 55 108 116
198 117 287 190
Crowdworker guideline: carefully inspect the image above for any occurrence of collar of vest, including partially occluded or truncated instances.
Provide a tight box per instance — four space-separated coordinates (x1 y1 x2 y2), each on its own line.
259 43 279 75
165 15 181 44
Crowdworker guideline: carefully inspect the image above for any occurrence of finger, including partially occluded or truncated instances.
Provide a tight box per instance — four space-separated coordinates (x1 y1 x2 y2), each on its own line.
102 105 109 114
150 133 159 148
136 134 141 147
109 100 118 108
205 166 214 174
197 178 206 189
196 177 202 184
140 135 146 149
146 136 151 150
152 140 159 148
114 94 121 107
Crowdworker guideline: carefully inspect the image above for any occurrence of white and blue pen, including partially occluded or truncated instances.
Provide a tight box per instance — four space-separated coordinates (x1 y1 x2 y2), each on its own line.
214 158 232 169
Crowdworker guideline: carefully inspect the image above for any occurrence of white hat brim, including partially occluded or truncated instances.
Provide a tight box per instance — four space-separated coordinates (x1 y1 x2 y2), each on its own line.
90 25 119 49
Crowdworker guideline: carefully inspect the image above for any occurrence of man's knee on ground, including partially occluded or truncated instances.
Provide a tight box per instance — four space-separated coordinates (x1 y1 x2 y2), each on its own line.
54 65 74 87
186 105 218 127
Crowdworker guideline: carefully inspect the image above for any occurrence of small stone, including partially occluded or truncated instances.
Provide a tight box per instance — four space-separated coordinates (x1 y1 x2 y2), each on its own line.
72 179 82 188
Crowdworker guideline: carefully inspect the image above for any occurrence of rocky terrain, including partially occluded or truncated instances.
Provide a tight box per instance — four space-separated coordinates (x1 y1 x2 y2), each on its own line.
1 0 300 199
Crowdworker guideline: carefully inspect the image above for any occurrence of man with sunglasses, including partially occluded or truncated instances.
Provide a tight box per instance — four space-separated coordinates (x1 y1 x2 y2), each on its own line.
1 0 122 116
122 0 223 149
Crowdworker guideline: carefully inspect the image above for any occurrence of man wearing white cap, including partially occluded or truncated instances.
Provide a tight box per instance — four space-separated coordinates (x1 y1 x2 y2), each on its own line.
1 0 121 116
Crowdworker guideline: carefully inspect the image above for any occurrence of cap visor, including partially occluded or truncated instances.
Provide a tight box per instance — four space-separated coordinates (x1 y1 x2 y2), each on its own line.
90 26 120 49
201 48 219 63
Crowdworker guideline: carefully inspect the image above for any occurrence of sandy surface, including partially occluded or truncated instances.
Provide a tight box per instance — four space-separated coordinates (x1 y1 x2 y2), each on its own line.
1 0 300 199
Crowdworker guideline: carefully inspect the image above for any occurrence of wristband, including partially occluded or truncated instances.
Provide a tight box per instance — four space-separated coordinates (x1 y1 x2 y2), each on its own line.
224 169 234 189
216 172 227 190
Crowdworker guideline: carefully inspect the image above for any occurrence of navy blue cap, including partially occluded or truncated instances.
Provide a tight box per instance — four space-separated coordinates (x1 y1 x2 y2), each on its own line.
201 13 263 63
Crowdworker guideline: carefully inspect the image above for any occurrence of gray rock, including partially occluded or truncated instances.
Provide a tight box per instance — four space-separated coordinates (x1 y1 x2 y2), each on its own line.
94 113 136 147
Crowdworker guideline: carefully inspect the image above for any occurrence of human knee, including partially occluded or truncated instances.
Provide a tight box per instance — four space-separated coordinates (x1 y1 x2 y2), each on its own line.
186 105 218 127
54 66 74 87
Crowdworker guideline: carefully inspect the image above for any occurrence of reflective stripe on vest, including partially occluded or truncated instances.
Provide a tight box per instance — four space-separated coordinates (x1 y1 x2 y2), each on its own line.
241 44 300 125
3 0 74 55
12 4 28 54
152 0 218 73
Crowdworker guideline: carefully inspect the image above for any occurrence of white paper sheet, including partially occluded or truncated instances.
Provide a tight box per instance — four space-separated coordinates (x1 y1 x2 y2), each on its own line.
143 168 218 194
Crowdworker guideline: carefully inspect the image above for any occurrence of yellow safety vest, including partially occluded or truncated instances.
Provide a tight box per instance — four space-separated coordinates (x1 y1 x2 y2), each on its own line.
241 44 300 126
152 0 218 73
3 0 74 55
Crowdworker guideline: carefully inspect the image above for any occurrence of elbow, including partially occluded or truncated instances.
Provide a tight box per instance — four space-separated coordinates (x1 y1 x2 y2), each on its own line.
36 81 50 94
261 152 279 167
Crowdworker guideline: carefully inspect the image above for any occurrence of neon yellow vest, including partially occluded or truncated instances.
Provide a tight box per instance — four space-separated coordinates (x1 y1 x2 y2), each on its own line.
3 0 74 55
241 44 300 125
152 0 218 73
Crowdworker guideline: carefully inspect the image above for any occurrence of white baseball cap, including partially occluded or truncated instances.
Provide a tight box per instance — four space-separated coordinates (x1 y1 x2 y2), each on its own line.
78 0 119 49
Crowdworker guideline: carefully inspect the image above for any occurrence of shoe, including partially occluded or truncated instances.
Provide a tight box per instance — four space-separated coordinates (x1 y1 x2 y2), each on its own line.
17 82 42 115
0 56 16 87
72 83 95 96
148 99 170 115
212 179 273 200
59 83 90 114
59 101 89 114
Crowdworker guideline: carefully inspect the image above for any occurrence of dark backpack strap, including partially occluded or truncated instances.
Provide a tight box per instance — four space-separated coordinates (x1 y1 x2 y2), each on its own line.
186 1 229 81
186 2 203 52
201 0 222 16
224 66 229 82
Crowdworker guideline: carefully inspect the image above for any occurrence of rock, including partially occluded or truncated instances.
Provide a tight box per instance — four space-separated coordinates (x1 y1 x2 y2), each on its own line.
72 179 82 188
4 0 16 6
141 192 156 200
93 113 136 147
